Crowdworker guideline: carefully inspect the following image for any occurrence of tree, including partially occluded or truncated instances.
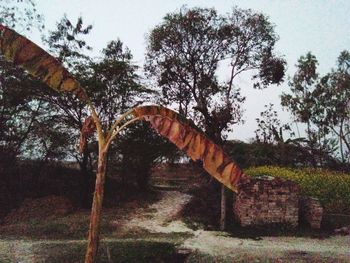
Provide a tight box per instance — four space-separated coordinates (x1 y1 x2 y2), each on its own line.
281 52 318 135
0 0 45 162
255 103 292 144
43 16 155 206
44 14 92 68
88 39 152 129
1 25 245 263
312 50 350 165
87 39 159 190
42 15 95 207
254 103 315 166
0 55 69 213
0 0 44 32
281 52 322 166
117 122 175 191
145 6 286 229
282 52 347 168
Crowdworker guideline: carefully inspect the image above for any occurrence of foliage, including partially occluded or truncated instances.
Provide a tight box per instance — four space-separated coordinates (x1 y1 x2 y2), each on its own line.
146 6 285 142
311 50 350 163
245 166 350 214
226 140 343 171
44 14 92 68
282 52 318 125
88 39 152 128
255 103 293 144
116 122 176 190
146 6 286 229
281 52 321 166
132 105 244 192
0 0 44 31
0 24 87 100
0 58 38 161
282 51 350 168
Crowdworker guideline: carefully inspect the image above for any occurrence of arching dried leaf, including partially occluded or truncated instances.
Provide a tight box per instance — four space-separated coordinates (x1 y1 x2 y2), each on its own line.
133 105 244 192
0 24 88 101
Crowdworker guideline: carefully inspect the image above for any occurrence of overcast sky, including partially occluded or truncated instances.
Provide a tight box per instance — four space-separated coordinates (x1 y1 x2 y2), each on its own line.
31 0 350 141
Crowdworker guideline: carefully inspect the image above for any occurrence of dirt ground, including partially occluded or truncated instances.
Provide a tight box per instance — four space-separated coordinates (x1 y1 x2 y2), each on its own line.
118 190 350 262
0 170 349 262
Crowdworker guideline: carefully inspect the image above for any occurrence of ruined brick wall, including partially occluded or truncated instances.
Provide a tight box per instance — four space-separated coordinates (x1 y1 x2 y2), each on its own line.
234 175 299 227
299 196 323 229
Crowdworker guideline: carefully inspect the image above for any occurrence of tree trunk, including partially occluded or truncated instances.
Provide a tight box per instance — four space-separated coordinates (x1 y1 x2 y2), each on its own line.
208 131 227 231
220 184 226 231
80 147 92 208
85 149 107 263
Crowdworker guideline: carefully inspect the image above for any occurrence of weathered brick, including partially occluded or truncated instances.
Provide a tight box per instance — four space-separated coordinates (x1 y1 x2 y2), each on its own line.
299 196 323 229
234 175 299 227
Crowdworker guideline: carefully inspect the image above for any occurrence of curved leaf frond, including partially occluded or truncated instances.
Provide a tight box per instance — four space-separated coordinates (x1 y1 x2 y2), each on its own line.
132 105 244 192
0 24 88 101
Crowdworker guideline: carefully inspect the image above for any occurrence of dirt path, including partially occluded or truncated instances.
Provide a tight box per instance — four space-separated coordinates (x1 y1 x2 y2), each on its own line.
120 189 350 262
121 191 192 234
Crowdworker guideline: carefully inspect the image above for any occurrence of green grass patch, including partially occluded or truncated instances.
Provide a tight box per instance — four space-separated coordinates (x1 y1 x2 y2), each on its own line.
34 240 180 263
245 166 350 214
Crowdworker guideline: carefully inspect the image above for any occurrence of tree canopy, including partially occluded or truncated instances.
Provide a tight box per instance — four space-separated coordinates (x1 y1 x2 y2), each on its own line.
146 6 286 142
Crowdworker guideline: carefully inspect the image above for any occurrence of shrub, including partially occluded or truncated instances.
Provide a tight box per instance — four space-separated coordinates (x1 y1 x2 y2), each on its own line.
245 166 350 214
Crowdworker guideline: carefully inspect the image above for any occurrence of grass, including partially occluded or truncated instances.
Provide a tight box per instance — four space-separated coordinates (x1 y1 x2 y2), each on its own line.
37 240 180 263
185 250 348 263
0 189 162 240
0 209 110 240
0 239 183 263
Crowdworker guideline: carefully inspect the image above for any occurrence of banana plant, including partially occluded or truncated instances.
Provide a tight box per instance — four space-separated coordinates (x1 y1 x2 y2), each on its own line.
0 24 244 263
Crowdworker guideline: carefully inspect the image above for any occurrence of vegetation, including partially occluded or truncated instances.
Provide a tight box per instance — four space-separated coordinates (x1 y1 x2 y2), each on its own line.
146 5 286 230
0 24 244 262
0 239 181 263
281 51 350 170
245 166 350 214
1 1 350 262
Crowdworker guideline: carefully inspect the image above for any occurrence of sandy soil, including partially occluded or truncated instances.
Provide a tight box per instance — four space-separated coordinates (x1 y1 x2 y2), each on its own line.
0 189 349 262
121 191 193 234
121 190 350 261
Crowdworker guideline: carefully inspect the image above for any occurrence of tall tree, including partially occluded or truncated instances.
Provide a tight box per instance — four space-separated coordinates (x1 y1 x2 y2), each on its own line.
88 39 152 129
281 52 318 137
146 6 286 229
312 50 350 164
41 15 96 207
44 16 155 206
87 39 158 189
282 52 340 167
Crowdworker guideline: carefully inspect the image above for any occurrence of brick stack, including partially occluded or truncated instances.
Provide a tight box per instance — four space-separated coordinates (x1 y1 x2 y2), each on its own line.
234 175 299 227
299 196 323 229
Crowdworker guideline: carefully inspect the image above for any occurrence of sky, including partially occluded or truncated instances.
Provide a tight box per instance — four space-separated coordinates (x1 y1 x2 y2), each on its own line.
29 0 350 141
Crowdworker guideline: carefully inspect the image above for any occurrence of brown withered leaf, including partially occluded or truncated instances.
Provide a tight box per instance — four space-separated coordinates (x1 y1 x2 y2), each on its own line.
0 24 88 101
132 105 244 192
79 116 96 153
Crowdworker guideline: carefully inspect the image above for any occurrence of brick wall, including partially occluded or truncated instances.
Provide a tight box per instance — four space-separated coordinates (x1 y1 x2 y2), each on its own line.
299 196 323 229
234 175 299 227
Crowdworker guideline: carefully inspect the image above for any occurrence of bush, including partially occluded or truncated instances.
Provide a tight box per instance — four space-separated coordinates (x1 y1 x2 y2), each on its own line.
225 140 345 171
245 166 350 214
